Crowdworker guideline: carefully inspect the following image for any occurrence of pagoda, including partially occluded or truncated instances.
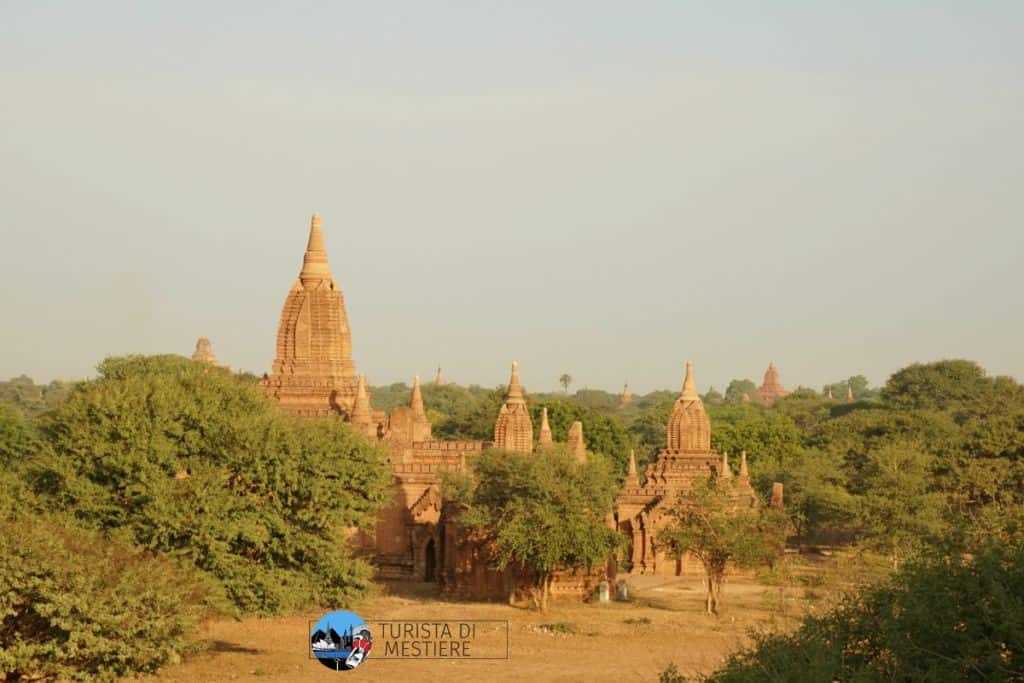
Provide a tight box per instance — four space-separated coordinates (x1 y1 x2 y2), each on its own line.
757 362 789 405
260 213 359 417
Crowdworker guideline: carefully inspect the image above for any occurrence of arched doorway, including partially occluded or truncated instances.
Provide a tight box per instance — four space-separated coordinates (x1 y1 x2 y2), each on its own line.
424 538 437 582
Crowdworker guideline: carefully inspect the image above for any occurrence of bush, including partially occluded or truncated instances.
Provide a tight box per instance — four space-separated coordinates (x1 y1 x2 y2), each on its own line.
29 354 392 615
0 513 207 681
703 541 1024 681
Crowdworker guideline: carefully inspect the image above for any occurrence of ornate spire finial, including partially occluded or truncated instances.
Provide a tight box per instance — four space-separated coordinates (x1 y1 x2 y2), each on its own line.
538 406 553 446
506 361 525 403
739 450 749 479
681 361 699 401
411 375 426 418
720 451 732 479
300 212 332 285
627 449 638 478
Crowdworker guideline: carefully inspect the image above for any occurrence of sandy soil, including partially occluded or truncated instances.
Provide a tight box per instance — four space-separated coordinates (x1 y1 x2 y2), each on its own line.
128 574 805 683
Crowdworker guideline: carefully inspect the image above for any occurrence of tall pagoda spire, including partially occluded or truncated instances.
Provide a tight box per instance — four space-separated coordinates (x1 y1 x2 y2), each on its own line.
719 451 732 480
494 361 533 453
739 450 750 480
434 365 447 387
666 360 711 451
299 212 332 286
410 375 426 419
846 385 854 402
757 361 789 405
538 407 553 446
261 213 358 417
625 449 639 486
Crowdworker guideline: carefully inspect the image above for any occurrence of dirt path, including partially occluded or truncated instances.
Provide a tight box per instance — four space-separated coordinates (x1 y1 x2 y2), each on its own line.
128 575 802 683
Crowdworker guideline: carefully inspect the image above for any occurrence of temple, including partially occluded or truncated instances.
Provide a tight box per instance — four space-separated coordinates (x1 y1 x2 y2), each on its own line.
618 382 632 408
259 213 360 417
191 337 217 365
614 361 775 575
757 362 789 405
255 213 782 597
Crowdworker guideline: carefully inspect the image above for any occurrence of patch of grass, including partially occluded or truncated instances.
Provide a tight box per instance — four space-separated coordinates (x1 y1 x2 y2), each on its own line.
538 622 578 635
624 617 652 625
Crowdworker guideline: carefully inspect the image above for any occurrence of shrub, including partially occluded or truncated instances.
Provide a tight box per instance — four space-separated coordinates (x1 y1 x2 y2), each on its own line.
704 541 1024 681
0 513 207 681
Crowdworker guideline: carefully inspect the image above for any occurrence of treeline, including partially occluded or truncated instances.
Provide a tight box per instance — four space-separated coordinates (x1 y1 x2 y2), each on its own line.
0 356 392 681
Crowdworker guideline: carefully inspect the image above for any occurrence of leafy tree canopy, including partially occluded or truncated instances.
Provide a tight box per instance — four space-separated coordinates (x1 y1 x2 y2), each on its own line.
29 354 392 615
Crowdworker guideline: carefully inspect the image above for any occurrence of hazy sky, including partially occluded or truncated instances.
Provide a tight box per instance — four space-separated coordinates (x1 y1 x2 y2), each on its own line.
1 2 1021 393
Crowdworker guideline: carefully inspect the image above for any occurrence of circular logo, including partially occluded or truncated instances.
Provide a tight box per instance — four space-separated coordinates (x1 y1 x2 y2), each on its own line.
310 610 373 671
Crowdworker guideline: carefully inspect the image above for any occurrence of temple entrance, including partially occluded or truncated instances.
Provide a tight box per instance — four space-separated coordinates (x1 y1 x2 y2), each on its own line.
424 538 437 582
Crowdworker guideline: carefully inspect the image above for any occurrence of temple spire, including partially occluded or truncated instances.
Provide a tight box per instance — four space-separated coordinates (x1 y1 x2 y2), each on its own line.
568 421 586 463
826 386 834 400
299 212 332 286
410 375 426 418
846 385 854 402
350 375 372 426
434 365 447 387
538 407 553 446
681 361 699 401
719 451 732 480
739 450 749 480
626 449 639 486
506 361 525 404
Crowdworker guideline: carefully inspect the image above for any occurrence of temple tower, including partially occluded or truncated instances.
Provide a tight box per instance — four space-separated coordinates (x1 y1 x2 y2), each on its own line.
191 337 217 365
757 362 789 405
349 375 376 438
567 420 586 463
409 375 433 442
618 382 632 409
434 366 447 387
666 361 711 451
538 407 553 446
261 213 358 417
494 361 533 453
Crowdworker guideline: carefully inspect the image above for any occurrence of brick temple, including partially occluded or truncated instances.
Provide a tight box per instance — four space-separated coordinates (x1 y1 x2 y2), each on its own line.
256 213 781 599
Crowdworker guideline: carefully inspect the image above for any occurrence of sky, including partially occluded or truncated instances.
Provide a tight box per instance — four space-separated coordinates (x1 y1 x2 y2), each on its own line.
1 1 1022 394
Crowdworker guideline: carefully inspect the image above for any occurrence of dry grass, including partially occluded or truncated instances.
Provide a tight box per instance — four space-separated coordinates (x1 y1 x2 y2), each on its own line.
127 560 856 683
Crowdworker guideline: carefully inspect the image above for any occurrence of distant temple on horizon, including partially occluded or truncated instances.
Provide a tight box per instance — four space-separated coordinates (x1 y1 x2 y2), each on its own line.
757 361 789 405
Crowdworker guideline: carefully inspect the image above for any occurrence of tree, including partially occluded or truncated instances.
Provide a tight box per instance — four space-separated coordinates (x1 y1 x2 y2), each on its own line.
703 387 724 405
823 375 874 402
0 403 36 466
704 541 1024 681
451 447 621 610
724 379 757 404
28 354 392 615
559 373 573 393
658 480 788 615
855 441 946 568
881 359 990 411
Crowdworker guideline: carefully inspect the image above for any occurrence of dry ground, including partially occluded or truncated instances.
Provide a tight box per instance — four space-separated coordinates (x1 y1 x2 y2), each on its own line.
129 573 811 683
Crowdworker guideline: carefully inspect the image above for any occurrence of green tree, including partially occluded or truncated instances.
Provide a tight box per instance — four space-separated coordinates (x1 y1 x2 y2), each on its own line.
29 354 392 615
0 512 208 682
659 480 789 615
881 359 990 411
0 403 36 466
451 447 621 610
856 441 947 568
703 386 724 405
705 541 1024 682
559 373 573 393
724 379 757 404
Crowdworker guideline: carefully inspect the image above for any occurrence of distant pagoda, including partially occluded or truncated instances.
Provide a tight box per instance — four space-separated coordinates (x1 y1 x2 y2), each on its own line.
757 362 789 405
